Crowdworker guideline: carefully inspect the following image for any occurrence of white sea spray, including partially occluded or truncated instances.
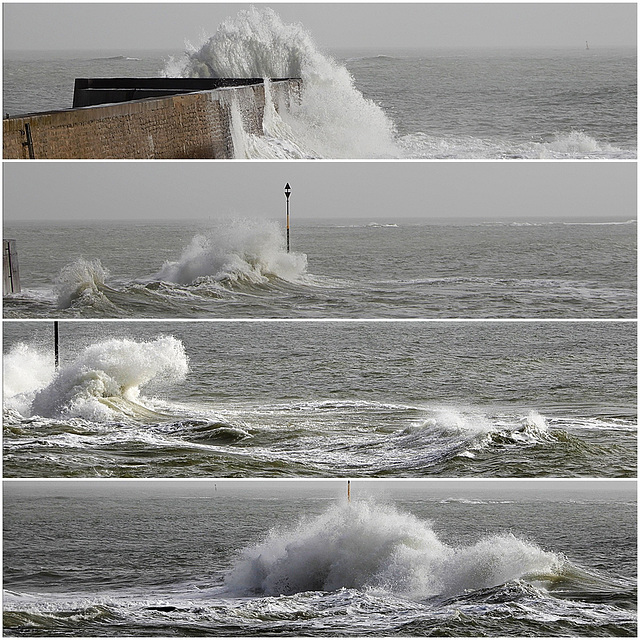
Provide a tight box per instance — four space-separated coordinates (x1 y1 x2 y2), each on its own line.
165 6 397 158
150 218 307 286
225 500 563 597
25 336 189 421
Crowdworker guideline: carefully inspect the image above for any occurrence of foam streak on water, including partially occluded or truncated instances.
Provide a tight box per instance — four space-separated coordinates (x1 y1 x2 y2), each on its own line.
3 318 636 477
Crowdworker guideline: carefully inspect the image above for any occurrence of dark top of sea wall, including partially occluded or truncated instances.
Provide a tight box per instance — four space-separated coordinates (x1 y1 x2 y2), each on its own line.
73 77 297 108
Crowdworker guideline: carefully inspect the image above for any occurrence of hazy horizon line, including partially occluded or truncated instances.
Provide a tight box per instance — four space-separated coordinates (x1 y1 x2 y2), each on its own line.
5 43 636 54
4 215 636 226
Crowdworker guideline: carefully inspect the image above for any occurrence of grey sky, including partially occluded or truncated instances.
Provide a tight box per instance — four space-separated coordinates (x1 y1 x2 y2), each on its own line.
4 479 636 502
3 3 636 52
3 162 636 223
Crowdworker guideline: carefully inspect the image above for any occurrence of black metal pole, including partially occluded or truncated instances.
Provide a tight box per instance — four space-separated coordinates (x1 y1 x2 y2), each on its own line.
54 321 59 369
285 183 291 253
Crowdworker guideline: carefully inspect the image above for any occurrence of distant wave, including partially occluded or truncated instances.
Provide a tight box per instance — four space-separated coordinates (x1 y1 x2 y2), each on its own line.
484 219 636 227
344 54 402 63
560 219 637 226
89 55 141 61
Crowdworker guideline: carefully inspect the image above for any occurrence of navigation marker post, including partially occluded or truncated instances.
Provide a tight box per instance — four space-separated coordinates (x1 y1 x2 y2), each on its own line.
285 182 291 253
347 480 351 503
54 321 60 369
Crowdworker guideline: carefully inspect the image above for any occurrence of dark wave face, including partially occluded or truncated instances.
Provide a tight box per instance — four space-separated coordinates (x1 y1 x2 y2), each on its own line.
3 494 637 637
3 321 636 478
3 407 636 478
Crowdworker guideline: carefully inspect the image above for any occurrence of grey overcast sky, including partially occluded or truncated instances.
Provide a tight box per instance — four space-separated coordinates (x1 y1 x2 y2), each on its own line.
3 3 637 52
3 162 636 223
4 479 636 502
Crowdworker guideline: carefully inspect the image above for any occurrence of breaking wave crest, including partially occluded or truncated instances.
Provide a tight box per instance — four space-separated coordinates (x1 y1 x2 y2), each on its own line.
49 219 309 313
6 337 189 422
225 501 564 598
541 131 619 157
165 6 397 158
398 130 627 159
3 343 56 416
56 258 114 310
402 409 558 447
160 6 631 159
151 219 307 286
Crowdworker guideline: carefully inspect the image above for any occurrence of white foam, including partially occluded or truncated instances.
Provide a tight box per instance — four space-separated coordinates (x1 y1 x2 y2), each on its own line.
56 258 113 310
165 6 398 158
398 129 630 159
225 501 562 598
3 343 56 415
150 218 307 286
29 336 189 421
539 130 616 157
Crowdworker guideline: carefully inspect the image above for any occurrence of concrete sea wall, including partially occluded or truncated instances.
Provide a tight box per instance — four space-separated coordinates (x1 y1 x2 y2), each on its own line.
3 80 301 159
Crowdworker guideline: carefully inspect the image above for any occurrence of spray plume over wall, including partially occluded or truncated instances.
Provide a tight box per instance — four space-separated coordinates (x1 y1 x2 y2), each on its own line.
165 6 398 158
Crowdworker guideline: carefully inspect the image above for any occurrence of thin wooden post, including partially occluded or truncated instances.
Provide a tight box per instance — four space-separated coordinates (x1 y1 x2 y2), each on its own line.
3 239 21 294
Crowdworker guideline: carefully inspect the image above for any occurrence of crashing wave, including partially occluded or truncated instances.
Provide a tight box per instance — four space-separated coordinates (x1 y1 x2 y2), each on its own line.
225 500 564 597
164 6 397 158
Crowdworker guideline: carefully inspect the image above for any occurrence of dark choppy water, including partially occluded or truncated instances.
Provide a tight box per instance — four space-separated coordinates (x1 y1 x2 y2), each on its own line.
3 485 637 636
3 219 636 319
3 321 635 478
3 8 636 159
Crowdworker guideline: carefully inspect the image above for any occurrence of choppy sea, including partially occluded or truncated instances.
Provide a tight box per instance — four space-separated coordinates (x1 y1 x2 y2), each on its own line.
3 485 637 636
3 218 636 319
3 321 635 478
3 7 636 158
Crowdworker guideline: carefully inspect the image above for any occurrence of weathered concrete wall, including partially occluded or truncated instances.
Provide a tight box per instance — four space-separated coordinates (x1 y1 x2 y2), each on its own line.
3 80 301 159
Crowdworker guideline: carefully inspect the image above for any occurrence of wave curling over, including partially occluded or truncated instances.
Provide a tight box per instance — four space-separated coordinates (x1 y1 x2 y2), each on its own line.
11 337 190 421
56 258 113 310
